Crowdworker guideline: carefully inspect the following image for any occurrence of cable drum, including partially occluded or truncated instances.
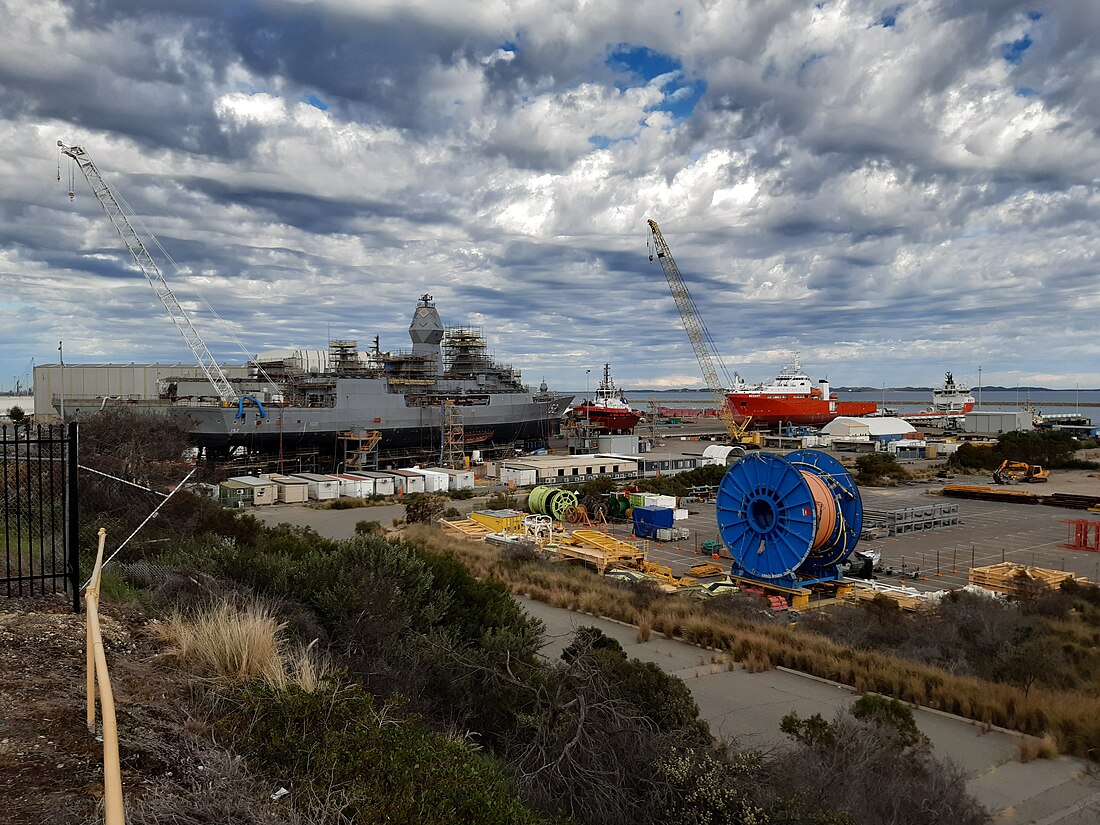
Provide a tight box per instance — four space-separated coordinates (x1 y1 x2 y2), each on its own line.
527 486 579 520
716 450 862 582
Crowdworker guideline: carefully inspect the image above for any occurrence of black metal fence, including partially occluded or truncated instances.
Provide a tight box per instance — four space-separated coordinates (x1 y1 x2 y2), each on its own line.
1 422 79 611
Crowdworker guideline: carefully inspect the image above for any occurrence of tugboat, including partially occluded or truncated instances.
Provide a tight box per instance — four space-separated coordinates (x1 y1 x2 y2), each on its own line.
572 363 643 433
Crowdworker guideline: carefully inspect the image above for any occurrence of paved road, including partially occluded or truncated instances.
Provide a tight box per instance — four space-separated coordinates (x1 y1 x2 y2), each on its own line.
518 597 1100 824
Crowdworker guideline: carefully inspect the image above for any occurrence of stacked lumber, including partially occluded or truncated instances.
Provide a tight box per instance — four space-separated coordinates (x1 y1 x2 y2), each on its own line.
968 562 1086 597
942 485 1039 504
846 586 926 612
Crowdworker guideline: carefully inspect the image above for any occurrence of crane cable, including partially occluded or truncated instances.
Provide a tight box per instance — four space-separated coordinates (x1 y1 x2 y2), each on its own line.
70 161 281 398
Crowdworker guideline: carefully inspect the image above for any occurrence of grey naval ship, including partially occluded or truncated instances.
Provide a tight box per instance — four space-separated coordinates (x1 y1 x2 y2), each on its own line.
162 295 573 455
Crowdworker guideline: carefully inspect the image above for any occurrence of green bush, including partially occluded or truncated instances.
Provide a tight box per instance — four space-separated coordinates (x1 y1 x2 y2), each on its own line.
403 493 447 524
855 452 909 483
235 683 544 825
949 429 1099 471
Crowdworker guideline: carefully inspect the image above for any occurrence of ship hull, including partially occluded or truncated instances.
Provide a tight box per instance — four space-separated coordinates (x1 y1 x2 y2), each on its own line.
572 406 643 433
167 379 574 452
726 395 877 427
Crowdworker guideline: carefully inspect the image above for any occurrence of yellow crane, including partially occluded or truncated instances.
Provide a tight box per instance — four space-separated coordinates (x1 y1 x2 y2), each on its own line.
647 220 760 447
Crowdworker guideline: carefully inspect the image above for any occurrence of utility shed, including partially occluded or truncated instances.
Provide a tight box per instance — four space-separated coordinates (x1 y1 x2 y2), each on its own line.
389 469 426 495
266 474 309 503
962 410 1034 435
490 454 638 485
290 473 339 500
350 471 395 497
408 468 449 493
342 472 376 496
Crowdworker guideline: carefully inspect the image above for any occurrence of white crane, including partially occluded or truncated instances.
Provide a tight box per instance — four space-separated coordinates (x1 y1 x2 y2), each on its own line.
57 141 238 403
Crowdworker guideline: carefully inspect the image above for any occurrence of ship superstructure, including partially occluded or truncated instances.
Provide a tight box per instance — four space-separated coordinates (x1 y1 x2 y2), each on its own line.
724 356 877 427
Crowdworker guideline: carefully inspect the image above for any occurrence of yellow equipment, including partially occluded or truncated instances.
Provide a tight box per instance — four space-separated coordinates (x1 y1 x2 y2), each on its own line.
992 460 1050 484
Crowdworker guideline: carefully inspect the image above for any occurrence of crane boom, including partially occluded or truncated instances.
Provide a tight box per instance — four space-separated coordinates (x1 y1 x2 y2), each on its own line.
646 219 751 442
57 141 238 403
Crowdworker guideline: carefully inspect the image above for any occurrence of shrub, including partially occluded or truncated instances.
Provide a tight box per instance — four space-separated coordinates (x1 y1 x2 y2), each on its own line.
447 488 476 500
234 684 543 825
404 493 447 524
855 452 909 483
354 519 384 536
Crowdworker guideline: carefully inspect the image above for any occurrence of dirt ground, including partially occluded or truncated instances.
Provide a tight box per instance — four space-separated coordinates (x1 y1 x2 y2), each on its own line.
0 593 289 825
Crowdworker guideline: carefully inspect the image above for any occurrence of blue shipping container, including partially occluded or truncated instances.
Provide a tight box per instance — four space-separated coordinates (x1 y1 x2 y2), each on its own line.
633 506 675 529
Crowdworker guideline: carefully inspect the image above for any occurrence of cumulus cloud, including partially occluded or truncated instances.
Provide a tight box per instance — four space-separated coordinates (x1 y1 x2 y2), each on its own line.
0 0 1096 397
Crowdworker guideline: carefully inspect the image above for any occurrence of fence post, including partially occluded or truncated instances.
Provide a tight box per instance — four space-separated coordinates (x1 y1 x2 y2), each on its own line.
67 422 80 613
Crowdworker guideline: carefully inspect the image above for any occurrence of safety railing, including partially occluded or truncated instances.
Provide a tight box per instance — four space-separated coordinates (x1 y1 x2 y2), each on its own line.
85 527 125 824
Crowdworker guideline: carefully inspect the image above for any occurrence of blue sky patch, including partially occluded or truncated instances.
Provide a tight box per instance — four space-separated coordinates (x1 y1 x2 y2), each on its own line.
1027 11 1042 21
608 44 679 82
1015 86 1039 98
1002 34 1032 64
879 5 903 27
607 43 706 120
302 93 328 111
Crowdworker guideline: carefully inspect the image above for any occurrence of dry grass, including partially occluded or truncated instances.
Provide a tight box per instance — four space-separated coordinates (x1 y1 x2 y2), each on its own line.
1019 733 1059 763
401 524 1100 758
159 601 331 691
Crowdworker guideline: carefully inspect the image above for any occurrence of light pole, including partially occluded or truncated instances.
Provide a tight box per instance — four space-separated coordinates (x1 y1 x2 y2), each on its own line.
585 369 591 434
977 365 982 410
58 340 65 423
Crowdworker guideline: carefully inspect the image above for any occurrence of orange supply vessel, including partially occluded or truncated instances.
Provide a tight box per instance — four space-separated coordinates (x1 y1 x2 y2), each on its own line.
724 357 876 427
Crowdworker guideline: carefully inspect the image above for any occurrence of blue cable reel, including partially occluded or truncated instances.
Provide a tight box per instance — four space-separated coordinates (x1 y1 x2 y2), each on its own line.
716 449 862 585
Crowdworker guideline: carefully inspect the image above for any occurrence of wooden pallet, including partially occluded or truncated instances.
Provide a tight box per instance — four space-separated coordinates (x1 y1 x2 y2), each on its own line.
846 586 926 611
968 561 1087 597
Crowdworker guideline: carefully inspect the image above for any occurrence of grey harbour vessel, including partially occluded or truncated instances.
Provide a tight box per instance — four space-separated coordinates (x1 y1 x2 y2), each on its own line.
65 296 574 458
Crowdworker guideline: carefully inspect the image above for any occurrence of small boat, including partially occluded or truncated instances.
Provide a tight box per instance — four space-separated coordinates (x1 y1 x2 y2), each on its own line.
573 363 643 433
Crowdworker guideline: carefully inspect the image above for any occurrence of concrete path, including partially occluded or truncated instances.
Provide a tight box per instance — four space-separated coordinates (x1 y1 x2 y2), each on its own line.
518 597 1100 824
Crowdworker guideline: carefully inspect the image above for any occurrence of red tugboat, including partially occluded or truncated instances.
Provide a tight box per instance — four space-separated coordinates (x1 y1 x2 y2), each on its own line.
573 363 643 433
724 356 877 427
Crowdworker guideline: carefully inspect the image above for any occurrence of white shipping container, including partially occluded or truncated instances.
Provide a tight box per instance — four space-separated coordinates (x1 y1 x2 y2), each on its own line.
654 494 677 509
673 508 688 521
390 470 426 495
427 467 475 491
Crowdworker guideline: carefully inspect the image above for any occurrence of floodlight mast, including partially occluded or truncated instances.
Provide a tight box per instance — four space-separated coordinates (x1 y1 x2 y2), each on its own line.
57 140 238 403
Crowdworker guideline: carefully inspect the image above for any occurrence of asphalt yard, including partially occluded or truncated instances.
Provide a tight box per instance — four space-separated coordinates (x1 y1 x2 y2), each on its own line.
592 474 1100 594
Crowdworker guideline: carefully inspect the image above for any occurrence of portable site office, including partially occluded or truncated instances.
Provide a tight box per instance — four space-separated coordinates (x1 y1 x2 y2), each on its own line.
290 473 340 500
265 473 309 503
388 469 426 495
330 473 373 498
409 468 449 493
349 471 395 497
220 476 276 508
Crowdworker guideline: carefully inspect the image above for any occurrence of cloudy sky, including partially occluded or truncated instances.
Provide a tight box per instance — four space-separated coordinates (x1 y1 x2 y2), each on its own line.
1 1 1096 394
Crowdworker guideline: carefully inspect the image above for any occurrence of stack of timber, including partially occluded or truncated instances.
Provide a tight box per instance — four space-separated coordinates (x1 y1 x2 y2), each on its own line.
845 582 927 612
1042 492 1100 511
968 561 1087 598
942 485 1039 504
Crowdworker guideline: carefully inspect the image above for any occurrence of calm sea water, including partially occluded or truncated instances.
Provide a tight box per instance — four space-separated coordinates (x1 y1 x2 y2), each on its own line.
568 389 1100 421
0 395 34 415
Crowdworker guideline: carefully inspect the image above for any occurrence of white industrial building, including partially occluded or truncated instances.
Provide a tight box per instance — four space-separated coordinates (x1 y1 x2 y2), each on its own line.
962 411 1034 435
34 362 250 415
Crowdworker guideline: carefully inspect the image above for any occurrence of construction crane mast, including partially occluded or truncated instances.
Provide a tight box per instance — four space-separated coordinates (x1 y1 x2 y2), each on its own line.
57 141 238 403
646 219 753 444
